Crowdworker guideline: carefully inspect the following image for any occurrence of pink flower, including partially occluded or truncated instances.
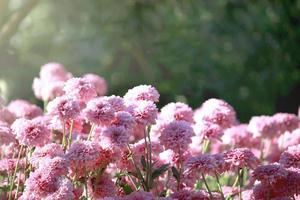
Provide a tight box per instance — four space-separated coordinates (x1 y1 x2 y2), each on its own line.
87 173 116 198
159 102 194 123
7 99 43 119
248 116 278 138
47 96 81 120
252 163 288 185
33 78 65 101
279 145 300 168
123 191 155 200
11 118 51 147
101 95 125 112
111 111 136 130
184 153 220 176
83 73 108 96
39 156 69 176
0 158 25 175
159 120 194 153
272 113 299 134
127 100 158 126
0 107 16 124
194 98 236 129
66 141 111 177
224 148 259 170
99 125 129 149
29 143 65 168
170 189 215 200
278 129 300 149
44 178 74 200
193 121 223 141
222 124 260 148
83 97 115 125
39 62 72 82
124 85 160 102
0 122 16 145
63 77 97 102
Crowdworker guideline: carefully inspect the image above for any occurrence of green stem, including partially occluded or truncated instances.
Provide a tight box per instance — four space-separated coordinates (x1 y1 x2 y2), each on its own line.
238 168 243 200
62 119 66 149
201 173 213 199
202 139 210 153
67 120 74 149
215 172 225 200
87 123 95 141
8 144 24 200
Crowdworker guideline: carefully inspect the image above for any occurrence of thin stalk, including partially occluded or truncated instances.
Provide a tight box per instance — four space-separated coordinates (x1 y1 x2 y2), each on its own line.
84 168 89 199
202 139 210 153
238 168 243 200
87 123 95 141
62 119 66 149
146 127 153 188
201 173 213 200
8 144 24 200
215 172 225 200
67 119 74 149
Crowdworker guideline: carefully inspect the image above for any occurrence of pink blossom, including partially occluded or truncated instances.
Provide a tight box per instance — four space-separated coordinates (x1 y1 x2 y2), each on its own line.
0 158 25 175
184 153 220 176
123 191 155 200
47 96 81 120
83 73 108 96
160 102 194 123
124 85 159 102
0 122 16 145
102 95 125 112
224 148 259 170
7 99 43 119
83 97 115 125
272 113 299 134
248 116 277 138
279 145 300 168
63 77 97 102
278 129 300 149
29 143 65 168
127 100 158 126
39 156 69 176
222 124 260 148
39 62 72 82
11 118 51 147
99 125 129 149
87 173 116 198
252 163 288 185
33 78 65 101
0 107 16 124
193 121 223 141
111 111 136 130
194 98 236 129
159 120 194 153
44 178 74 200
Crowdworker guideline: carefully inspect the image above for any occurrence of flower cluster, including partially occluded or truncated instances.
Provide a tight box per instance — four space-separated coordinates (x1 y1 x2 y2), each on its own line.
0 63 299 200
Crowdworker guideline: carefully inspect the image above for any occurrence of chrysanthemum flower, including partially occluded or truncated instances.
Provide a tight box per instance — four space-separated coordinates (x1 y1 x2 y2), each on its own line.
99 125 129 149
159 120 194 153
29 143 65 168
193 121 223 141
248 115 278 138
87 173 116 198
0 107 16 124
111 111 136 130
272 113 299 134
184 153 219 176
83 73 107 96
194 98 236 129
7 99 43 119
124 85 159 102
39 62 72 82
83 97 115 125
102 95 125 112
159 102 194 123
279 145 300 168
47 96 81 120
224 148 259 170
0 122 16 145
11 118 51 147
252 163 288 185
123 190 155 200
63 77 97 102
127 100 158 126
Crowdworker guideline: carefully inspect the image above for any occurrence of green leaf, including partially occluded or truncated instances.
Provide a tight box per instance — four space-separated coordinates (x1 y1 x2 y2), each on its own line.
152 164 169 180
171 166 180 182
122 184 133 195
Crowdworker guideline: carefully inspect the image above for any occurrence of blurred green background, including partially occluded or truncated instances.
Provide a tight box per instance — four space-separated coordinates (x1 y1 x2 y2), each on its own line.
0 0 299 122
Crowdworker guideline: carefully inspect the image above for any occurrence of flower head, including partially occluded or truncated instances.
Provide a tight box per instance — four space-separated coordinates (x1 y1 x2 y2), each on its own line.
279 145 300 168
7 99 43 119
224 148 259 170
63 77 97 102
124 85 159 102
160 102 194 123
83 73 107 96
127 100 158 126
11 118 51 147
159 120 194 153
47 96 81 120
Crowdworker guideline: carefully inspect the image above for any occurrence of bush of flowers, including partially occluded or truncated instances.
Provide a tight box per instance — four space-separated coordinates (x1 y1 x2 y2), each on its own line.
0 63 299 200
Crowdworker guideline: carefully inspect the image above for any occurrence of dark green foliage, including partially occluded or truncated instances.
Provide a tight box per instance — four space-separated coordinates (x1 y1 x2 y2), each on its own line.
0 0 299 121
